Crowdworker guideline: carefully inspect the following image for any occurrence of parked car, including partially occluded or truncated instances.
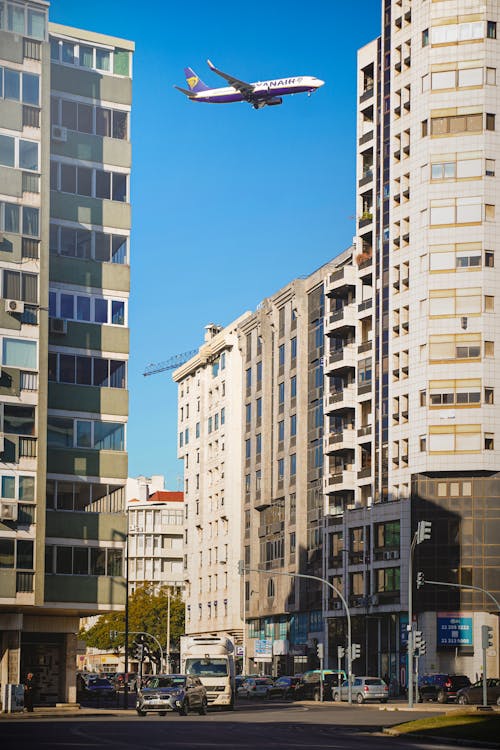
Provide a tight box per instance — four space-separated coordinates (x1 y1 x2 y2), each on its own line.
418 674 471 704
268 676 302 700
457 678 500 706
333 676 389 704
136 674 207 716
237 677 274 698
294 670 346 701
77 674 117 701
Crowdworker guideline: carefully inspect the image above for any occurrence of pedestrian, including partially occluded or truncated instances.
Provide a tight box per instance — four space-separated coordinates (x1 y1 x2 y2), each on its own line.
24 672 35 712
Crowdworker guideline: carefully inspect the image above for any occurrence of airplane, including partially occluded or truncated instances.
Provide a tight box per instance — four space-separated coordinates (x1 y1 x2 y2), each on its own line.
175 59 324 109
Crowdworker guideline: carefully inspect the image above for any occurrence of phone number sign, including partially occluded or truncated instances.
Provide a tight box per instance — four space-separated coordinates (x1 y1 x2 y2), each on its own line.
437 613 473 646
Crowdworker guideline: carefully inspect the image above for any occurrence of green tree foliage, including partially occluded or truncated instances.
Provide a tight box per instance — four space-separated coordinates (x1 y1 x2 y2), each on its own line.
79 585 185 656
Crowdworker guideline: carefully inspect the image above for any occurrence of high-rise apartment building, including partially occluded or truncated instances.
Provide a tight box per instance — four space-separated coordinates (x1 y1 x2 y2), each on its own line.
324 0 499 686
240 261 345 675
0 2 133 705
174 318 250 653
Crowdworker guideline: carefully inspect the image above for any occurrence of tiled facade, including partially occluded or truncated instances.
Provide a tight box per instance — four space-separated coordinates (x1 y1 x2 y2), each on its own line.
0 1 133 705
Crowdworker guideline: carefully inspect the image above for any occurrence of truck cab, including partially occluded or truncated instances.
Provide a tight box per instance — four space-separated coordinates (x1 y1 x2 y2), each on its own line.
180 635 235 709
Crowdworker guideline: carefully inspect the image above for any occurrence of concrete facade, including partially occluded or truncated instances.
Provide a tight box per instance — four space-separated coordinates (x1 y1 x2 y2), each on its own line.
0 2 133 706
324 0 500 689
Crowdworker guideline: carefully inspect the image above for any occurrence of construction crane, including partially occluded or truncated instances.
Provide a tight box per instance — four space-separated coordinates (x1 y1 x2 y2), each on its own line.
143 349 198 377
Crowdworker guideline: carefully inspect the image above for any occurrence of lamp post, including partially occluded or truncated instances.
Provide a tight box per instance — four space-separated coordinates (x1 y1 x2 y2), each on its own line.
124 536 129 710
238 562 354 704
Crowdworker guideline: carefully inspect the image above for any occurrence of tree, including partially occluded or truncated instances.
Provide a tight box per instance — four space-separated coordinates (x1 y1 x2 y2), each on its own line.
79 585 185 658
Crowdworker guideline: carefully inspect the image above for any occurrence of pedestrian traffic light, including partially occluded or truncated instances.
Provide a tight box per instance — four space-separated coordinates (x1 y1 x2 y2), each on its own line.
416 572 425 589
337 645 345 659
481 625 493 650
351 643 361 660
416 520 432 544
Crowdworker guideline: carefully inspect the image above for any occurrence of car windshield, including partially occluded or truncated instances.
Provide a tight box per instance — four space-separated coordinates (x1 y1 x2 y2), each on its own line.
185 658 228 677
148 677 186 689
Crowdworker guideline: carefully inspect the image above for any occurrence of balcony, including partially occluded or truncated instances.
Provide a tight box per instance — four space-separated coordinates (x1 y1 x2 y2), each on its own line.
325 344 356 374
326 304 357 335
360 86 374 103
325 427 356 454
358 339 372 354
357 424 372 438
326 265 356 294
324 468 356 493
357 466 372 480
359 169 373 188
324 385 356 414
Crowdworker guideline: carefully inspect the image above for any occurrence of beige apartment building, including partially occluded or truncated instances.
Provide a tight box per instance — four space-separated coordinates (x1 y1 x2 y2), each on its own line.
0 1 133 705
174 318 250 659
238 261 347 675
324 0 499 687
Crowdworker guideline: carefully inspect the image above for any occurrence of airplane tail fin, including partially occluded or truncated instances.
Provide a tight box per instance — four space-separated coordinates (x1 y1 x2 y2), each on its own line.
184 67 209 93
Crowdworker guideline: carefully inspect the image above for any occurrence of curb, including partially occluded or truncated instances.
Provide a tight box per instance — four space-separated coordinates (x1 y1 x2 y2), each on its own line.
382 728 500 749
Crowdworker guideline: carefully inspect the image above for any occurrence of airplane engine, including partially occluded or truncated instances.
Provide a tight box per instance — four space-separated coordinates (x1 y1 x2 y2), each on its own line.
266 97 283 106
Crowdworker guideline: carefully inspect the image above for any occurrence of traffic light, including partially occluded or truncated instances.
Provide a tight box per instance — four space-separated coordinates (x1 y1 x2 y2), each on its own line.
414 631 426 655
109 630 118 640
134 643 144 661
337 645 345 659
481 625 493 650
416 572 425 589
351 643 361 660
237 560 244 575
416 520 432 544
316 643 324 660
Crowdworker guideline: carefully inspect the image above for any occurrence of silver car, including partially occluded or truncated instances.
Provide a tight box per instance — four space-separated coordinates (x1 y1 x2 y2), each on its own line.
136 674 208 716
333 676 389 704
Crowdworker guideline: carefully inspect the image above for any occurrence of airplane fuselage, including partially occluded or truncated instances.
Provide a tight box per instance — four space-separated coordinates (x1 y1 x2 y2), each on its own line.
190 76 322 104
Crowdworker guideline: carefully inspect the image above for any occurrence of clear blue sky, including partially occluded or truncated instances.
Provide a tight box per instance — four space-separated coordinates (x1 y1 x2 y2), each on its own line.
49 0 381 489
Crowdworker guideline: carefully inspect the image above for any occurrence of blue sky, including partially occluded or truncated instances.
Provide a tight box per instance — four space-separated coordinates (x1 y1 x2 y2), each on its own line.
49 0 381 488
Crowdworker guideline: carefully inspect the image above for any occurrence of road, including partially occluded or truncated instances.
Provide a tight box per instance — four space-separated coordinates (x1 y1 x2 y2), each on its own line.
0 700 486 750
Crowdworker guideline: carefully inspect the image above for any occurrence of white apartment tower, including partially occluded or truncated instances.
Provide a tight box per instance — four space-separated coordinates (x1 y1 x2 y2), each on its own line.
173 317 250 650
324 0 500 687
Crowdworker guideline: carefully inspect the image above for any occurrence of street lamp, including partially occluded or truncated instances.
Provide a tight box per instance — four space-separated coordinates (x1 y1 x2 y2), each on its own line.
238 562 354 704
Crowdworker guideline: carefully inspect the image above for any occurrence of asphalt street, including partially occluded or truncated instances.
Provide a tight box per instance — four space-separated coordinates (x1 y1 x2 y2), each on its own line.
0 700 491 750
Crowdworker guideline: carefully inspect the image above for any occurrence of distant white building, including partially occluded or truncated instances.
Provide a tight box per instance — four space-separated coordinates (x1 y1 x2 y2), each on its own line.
126 476 185 594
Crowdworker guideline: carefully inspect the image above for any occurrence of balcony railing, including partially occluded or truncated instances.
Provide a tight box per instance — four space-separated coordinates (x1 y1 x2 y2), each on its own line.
19 437 37 458
16 571 34 593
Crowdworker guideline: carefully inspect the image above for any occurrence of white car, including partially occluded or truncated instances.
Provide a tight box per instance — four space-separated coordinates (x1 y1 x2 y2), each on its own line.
237 677 274 699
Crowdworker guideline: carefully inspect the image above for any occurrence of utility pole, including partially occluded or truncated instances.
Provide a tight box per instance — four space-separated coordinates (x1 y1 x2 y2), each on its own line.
408 520 432 709
166 588 171 673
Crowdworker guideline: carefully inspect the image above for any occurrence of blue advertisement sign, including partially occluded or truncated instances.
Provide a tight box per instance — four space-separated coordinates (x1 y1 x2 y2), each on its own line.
255 639 272 656
437 613 473 646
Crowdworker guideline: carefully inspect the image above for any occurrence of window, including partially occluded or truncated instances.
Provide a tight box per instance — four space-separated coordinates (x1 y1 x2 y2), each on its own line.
376 567 400 593
430 21 484 45
278 420 284 442
429 288 482 317
290 453 296 477
0 135 39 171
51 160 128 202
220 407 225 425
0 66 39 104
51 224 127 264
486 113 496 131
291 337 297 360
256 361 262 384
49 289 126 325
358 357 372 384
429 424 481 453
47 418 125 450
430 197 482 226
278 343 285 366
278 382 285 404
431 113 483 136
256 433 262 455
422 28 429 47
429 334 481 361
290 413 297 437
277 458 284 478
246 368 251 388
0 202 39 237
245 439 250 459
51 38 130 77
46 544 122 575
48 353 126 388
246 403 251 424
487 21 497 39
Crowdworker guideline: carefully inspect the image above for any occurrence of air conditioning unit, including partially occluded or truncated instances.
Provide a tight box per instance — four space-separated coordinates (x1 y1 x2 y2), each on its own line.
51 125 68 142
391 550 399 559
5 299 24 314
49 317 67 334
0 501 17 522
384 551 392 560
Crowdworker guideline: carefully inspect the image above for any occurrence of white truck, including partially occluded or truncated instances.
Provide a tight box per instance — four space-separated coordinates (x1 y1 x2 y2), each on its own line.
180 634 235 709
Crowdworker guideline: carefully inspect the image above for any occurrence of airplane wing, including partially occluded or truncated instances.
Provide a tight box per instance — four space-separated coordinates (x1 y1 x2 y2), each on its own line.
207 59 255 99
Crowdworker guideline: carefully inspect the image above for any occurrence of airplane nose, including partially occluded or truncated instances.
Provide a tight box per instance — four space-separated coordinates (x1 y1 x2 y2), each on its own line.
315 79 325 88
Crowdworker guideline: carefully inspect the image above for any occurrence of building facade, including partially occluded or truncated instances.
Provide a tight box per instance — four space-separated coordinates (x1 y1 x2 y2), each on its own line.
0 1 133 705
324 0 499 687
174 318 250 653
239 262 346 675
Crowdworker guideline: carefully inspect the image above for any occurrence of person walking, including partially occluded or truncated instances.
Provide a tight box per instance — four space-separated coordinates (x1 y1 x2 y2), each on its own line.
24 672 35 712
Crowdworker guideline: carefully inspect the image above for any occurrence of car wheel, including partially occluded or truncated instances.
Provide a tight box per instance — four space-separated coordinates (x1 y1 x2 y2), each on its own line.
136 709 146 716
333 692 340 702
437 691 448 704
198 698 208 716
458 695 468 705
178 700 189 716
356 693 364 705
